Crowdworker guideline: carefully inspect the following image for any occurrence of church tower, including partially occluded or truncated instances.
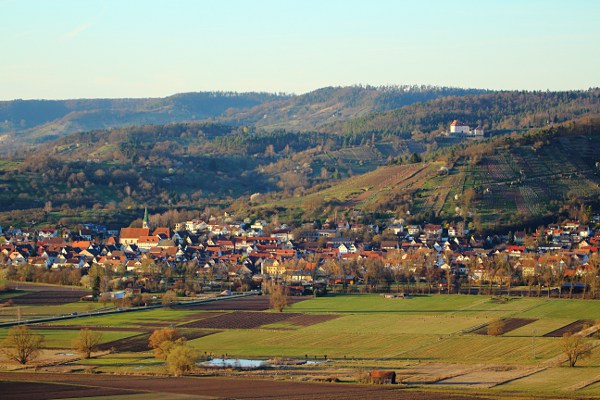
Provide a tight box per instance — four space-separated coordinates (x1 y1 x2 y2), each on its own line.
142 207 149 229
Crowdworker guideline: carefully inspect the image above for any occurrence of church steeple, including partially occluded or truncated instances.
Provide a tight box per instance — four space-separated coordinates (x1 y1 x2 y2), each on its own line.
142 207 149 229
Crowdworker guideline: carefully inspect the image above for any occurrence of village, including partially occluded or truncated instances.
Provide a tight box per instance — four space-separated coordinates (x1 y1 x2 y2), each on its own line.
1 208 600 301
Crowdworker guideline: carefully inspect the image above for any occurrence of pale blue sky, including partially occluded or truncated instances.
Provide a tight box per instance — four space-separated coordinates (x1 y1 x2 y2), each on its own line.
1 0 598 100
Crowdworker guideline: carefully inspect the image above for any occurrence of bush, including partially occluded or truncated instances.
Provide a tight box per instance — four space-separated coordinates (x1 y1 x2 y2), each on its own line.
166 340 198 376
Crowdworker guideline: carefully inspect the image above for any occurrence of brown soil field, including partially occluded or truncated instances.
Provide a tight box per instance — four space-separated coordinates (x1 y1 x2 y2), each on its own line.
543 320 595 337
0 380 141 400
5 290 90 305
182 311 337 330
181 311 303 329
99 330 218 352
5 283 90 305
0 372 491 400
473 318 536 335
7 283 89 292
174 295 305 311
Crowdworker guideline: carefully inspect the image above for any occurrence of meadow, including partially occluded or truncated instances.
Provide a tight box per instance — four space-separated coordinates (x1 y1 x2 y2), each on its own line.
3 293 600 398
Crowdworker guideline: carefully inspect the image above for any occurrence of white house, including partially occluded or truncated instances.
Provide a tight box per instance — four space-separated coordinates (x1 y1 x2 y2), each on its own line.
450 120 470 134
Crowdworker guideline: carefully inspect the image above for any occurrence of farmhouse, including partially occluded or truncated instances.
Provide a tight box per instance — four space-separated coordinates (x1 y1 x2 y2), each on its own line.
448 120 484 137
370 370 396 384
450 120 470 134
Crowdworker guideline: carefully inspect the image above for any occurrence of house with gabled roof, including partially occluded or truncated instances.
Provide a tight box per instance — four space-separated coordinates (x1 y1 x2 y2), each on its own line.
119 227 150 246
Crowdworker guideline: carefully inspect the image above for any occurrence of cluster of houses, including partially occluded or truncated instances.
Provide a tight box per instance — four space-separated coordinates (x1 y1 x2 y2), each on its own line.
1 213 599 294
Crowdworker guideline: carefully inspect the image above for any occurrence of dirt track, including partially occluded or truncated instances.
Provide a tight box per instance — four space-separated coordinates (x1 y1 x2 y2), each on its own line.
0 372 491 400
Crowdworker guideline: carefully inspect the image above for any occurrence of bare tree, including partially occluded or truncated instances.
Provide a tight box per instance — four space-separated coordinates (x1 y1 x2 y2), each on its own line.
1 325 44 364
561 333 592 367
73 328 103 359
162 290 178 307
266 281 288 312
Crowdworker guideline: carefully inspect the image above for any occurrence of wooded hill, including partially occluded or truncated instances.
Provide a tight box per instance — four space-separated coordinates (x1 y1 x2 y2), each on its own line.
0 87 599 231
217 85 489 131
0 92 284 150
0 86 485 153
238 117 600 232
325 89 600 137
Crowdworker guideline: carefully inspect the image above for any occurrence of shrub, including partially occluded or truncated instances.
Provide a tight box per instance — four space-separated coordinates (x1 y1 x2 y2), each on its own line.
149 327 182 360
166 340 198 376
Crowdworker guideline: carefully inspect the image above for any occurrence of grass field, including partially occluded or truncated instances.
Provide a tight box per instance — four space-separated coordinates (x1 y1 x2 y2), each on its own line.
3 293 600 398
186 295 593 364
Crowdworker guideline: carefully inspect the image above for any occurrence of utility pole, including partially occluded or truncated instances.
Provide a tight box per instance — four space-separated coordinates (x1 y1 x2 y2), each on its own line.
532 328 537 359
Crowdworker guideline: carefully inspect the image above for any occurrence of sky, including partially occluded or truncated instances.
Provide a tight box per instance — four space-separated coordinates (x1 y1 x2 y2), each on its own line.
1 0 599 100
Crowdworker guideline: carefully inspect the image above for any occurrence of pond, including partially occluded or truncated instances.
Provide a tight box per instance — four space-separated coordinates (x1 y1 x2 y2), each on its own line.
199 358 268 368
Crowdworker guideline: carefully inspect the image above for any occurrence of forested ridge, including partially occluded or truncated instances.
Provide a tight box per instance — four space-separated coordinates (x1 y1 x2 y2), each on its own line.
0 87 598 230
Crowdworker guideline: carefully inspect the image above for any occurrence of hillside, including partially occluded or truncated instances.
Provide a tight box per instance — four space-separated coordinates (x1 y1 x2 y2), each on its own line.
326 89 600 137
0 86 486 152
0 92 285 150
218 85 488 130
1 89 599 230
241 117 600 231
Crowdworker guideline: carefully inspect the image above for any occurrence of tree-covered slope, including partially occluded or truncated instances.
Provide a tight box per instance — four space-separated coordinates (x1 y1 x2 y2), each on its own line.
240 117 600 231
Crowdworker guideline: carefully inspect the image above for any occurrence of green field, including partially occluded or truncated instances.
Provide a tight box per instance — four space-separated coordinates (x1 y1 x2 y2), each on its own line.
4 294 600 398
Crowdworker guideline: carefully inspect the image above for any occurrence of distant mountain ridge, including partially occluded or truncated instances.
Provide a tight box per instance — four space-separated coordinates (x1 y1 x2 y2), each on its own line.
0 86 489 151
217 85 490 130
0 92 285 147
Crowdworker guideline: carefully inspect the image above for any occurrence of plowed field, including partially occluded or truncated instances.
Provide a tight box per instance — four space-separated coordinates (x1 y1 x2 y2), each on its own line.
0 372 490 400
543 320 595 337
98 330 217 352
474 318 536 335
6 290 90 305
182 311 299 329
175 296 305 311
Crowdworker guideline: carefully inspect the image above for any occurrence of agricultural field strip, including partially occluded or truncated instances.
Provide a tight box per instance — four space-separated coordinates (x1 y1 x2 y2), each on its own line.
370 297 506 362
346 164 428 206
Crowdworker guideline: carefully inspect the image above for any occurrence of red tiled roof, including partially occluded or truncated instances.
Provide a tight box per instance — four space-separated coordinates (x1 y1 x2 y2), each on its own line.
120 227 150 239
